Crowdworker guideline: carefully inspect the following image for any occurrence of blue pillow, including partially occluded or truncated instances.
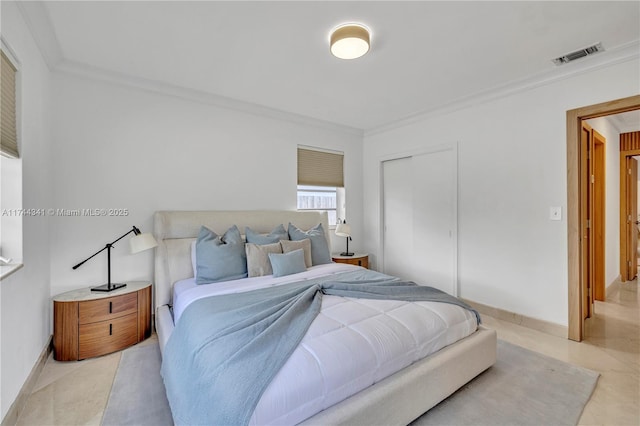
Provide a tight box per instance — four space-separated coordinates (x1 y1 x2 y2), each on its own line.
268 249 307 277
288 223 332 266
245 224 288 245
195 225 247 284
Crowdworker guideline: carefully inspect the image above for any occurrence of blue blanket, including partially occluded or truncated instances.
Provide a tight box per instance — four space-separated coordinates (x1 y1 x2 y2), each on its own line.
161 269 480 425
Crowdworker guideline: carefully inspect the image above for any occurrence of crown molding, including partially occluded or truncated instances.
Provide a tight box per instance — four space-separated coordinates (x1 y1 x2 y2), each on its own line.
365 40 640 138
54 59 363 137
15 0 63 70
16 0 361 136
15 0 639 139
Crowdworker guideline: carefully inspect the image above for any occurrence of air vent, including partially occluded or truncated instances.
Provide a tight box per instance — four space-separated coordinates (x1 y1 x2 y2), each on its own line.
552 43 604 65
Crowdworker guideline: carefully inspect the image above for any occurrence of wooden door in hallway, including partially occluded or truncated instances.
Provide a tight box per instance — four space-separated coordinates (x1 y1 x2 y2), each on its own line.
592 130 606 302
619 131 640 283
623 156 638 281
580 123 594 319
580 124 607 319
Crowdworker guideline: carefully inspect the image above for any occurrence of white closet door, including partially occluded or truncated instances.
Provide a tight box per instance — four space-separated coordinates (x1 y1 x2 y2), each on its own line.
382 146 457 295
382 157 413 279
412 150 456 294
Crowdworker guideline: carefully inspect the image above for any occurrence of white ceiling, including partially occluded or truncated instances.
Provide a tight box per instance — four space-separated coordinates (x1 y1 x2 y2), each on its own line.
23 1 640 131
610 109 640 132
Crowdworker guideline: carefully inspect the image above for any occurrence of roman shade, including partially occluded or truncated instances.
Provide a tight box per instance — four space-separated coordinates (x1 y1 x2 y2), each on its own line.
1 50 18 159
297 147 344 187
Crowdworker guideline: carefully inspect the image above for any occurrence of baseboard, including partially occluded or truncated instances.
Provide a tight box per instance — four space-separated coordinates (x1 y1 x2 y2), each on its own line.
605 276 621 294
1 336 53 426
463 299 568 339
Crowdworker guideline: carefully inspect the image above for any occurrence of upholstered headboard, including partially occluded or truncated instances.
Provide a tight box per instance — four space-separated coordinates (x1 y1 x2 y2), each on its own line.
153 210 329 309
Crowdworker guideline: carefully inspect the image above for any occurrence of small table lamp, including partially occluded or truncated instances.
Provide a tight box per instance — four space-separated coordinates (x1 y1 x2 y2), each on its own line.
335 220 354 256
72 225 158 292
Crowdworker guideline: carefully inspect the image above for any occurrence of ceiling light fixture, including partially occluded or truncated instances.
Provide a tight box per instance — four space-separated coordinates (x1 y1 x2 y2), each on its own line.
330 23 370 60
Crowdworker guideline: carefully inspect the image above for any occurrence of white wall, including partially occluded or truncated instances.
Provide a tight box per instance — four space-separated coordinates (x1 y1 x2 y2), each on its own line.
585 116 622 287
363 59 639 326
0 156 23 262
49 73 363 298
0 1 53 419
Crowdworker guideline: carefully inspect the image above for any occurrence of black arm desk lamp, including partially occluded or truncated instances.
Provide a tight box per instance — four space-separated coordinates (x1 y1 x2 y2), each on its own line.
72 225 158 292
335 219 354 256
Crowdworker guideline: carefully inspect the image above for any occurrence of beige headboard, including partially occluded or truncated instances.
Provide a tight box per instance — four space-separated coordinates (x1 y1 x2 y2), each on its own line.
153 210 329 309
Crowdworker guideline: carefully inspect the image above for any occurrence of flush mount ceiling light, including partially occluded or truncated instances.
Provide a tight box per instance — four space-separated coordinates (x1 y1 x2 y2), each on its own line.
330 23 370 60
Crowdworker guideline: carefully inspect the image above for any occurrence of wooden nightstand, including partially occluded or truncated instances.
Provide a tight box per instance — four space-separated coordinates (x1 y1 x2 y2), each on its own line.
53 282 152 361
332 253 369 269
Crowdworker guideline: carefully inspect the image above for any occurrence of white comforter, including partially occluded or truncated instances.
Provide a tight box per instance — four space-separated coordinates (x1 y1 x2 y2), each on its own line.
172 264 478 425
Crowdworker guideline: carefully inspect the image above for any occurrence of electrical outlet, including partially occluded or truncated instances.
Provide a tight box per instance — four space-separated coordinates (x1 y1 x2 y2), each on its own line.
550 207 562 221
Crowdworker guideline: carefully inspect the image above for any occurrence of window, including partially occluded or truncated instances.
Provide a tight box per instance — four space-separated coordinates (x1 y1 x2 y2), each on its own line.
297 147 345 227
1 49 19 158
297 185 338 225
0 45 22 271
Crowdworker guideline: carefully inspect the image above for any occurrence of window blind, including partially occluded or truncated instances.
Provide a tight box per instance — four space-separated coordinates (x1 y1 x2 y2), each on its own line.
1 50 18 159
297 147 344 187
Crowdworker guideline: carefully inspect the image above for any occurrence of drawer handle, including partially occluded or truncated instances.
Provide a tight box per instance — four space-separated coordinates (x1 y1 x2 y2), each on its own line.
109 324 113 336
109 301 113 314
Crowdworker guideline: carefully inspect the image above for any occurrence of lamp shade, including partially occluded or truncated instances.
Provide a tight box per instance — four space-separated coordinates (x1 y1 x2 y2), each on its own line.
335 223 352 238
330 24 370 60
129 232 158 254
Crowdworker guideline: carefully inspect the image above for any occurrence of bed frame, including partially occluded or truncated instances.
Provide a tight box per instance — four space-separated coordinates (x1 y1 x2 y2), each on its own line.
153 210 497 425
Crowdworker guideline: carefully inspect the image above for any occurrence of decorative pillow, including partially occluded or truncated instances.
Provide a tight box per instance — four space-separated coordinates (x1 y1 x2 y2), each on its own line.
288 223 332 266
268 249 307 278
195 225 247 285
245 224 288 245
280 238 312 268
245 242 282 277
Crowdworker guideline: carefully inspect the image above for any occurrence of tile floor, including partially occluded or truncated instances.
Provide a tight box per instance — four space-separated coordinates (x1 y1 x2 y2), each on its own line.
483 277 640 426
14 278 640 425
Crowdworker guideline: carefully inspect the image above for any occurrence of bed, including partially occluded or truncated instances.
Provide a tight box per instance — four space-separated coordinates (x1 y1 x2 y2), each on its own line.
154 210 497 425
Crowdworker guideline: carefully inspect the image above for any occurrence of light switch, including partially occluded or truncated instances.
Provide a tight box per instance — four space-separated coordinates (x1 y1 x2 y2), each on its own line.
550 206 562 221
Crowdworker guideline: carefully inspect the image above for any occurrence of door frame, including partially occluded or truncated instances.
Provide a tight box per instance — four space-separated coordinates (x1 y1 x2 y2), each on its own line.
567 94 640 341
378 142 459 295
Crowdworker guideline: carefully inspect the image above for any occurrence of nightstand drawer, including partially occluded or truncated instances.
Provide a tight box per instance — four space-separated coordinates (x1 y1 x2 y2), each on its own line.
332 254 369 269
53 282 151 361
78 313 138 359
338 257 368 268
79 292 137 324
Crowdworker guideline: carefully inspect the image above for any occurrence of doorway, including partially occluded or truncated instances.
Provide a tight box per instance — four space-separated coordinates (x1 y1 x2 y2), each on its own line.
619 133 640 283
567 94 640 341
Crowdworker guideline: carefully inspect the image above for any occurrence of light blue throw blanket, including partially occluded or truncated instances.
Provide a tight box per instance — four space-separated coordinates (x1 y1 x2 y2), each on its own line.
161 269 480 425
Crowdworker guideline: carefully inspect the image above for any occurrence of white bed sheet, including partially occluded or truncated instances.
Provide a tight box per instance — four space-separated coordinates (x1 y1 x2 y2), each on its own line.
171 264 478 425
172 263 358 323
